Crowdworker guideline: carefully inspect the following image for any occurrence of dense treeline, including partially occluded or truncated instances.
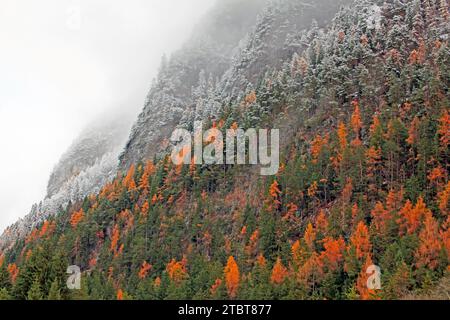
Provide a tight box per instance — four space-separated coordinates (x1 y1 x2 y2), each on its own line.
0 0 449 300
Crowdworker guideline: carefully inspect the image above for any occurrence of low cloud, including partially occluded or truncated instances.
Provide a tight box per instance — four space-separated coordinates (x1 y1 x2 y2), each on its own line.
0 0 215 231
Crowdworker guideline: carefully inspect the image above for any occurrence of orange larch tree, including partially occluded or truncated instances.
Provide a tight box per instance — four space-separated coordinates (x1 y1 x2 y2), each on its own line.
337 121 348 151
88 257 97 268
428 166 447 190
408 49 419 65
291 240 305 268
271 257 288 285
386 189 404 213
304 223 316 250
344 221 372 277
123 164 137 191
268 180 282 211
415 212 442 270
437 181 450 215
244 90 257 106
210 278 223 296
117 289 124 300
70 209 84 229
139 161 155 194
350 100 363 146
397 200 414 235
167 258 187 283
39 220 50 237
307 181 318 198
256 254 267 267
38 220 55 238
370 202 390 234
110 224 120 255
318 237 346 274
283 202 299 223
348 221 372 260
7 263 19 283
356 255 379 300
398 197 429 235
138 261 152 279
315 209 329 235
310 134 328 164
440 217 450 265
140 201 150 220
224 256 240 299
438 110 450 149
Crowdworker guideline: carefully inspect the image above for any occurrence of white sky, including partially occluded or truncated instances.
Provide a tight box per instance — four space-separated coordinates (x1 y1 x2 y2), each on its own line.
0 0 215 232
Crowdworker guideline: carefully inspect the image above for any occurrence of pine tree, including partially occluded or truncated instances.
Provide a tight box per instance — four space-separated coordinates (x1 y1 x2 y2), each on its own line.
0 288 11 300
48 279 62 300
27 277 43 300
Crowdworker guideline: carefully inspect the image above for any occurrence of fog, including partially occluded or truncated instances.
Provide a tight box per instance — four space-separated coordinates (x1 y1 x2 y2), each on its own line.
0 0 215 232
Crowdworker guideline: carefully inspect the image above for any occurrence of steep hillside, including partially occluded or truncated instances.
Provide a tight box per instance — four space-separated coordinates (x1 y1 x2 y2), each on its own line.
0 112 134 251
0 0 448 301
119 0 266 169
47 112 133 198
219 0 352 98
119 0 354 169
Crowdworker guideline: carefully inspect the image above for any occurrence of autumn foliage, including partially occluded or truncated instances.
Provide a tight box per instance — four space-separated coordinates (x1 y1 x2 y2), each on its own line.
415 212 442 270
167 258 187 283
348 222 371 260
70 209 84 228
110 224 120 256
7 263 19 283
224 256 240 298
0 1 448 301
271 258 288 284
138 261 152 279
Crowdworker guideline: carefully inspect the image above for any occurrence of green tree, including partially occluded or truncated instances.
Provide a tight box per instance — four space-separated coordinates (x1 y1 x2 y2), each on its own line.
27 277 43 300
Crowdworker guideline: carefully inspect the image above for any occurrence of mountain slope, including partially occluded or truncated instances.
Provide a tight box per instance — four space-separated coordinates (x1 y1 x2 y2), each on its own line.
119 0 267 169
0 112 134 251
0 0 448 300
119 0 354 169
47 112 133 198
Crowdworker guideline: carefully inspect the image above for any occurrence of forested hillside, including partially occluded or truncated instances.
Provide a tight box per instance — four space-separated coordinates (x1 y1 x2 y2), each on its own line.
0 0 449 300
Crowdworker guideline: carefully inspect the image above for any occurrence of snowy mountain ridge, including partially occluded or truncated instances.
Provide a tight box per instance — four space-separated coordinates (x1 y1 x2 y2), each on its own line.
1 0 354 250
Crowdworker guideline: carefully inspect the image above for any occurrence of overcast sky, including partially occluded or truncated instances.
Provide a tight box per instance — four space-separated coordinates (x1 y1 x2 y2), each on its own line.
0 0 215 232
